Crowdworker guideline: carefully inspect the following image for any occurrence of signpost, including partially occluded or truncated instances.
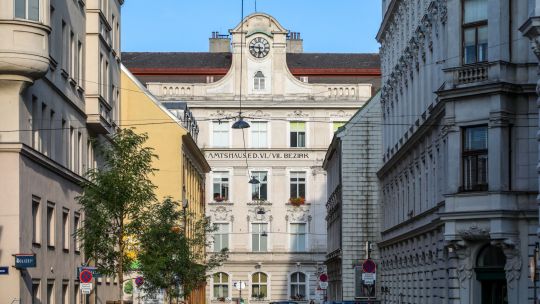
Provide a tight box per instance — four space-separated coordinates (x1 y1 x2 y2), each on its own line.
135 276 144 287
14 254 36 269
78 266 101 278
233 281 246 304
0 266 9 275
79 269 93 283
81 283 92 294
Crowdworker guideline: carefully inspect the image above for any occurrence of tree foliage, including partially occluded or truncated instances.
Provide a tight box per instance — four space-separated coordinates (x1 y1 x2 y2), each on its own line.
137 198 228 300
77 129 157 303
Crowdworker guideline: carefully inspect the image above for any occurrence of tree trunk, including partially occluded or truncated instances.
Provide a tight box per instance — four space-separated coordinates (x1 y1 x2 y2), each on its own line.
119 223 124 304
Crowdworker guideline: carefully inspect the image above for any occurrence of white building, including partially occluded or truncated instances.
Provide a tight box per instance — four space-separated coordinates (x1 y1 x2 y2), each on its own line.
0 0 123 303
122 13 380 303
377 0 538 303
323 93 382 302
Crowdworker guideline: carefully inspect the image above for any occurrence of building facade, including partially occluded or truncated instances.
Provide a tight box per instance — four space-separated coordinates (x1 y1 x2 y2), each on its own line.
377 0 538 303
323 93 382 302
0 0 122 303
120 66 210 303
123 13 380 303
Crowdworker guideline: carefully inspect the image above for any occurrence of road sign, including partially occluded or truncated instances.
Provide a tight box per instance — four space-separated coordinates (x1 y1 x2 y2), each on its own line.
0 267 8 275
362 273 376 285
233 281 246 290
319 281 329 289
135 276 144 287
319 273 328 282
81 283 92 294
78 266 102 278
79 269 93 283
362 259 376 273
14 254 36 269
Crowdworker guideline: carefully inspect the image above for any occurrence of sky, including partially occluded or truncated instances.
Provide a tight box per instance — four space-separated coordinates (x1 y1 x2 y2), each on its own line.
121 0 382 53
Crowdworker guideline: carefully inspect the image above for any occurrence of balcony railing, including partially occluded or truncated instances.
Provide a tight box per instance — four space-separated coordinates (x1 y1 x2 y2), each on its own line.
454 64 488 85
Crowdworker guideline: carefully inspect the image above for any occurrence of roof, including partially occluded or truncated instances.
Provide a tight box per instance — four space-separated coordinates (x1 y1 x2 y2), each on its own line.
162 101 188 110
121 52 380 76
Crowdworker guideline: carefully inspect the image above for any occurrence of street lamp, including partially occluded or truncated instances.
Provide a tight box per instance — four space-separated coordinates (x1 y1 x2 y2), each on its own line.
232 116 250 129
249 176 260 184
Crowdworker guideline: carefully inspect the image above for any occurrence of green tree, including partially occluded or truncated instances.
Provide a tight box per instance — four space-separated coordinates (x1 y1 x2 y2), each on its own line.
77 129 157 303
138 198 228 302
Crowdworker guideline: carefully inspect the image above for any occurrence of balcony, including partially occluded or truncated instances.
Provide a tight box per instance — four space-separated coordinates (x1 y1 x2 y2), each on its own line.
0 16 51 82
453 64 488 85
86 97 114 134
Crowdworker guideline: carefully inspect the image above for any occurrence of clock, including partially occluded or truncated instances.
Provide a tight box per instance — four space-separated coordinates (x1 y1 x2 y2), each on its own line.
249 37 270 58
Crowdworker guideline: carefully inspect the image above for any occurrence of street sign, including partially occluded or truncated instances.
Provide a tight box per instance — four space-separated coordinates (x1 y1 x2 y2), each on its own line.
78 266 102 278
0 267 9 275
233 281 246 290
81 283 92 294
319 273 328 282
319 281 329 289
135 276 144 287
14 254 36 269
362 273 376 285
79 269 93 283
362 259 376 273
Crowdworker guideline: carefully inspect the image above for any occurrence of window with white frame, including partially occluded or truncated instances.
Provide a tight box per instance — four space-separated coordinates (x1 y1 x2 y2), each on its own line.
74 213 81 252
251 121 268 148
62 209 69 250
254 71 265 90
251 171 268 201
32 197 41 244
47 202 55 247
290 121 306 148
15 0 40 21
213 172 229 202
251 272 268 299
290 223 307 252
213 272 229 299
212 121 229 147
213 223 229 252
290 272 307 300
251 223 268 252
290 172 306 199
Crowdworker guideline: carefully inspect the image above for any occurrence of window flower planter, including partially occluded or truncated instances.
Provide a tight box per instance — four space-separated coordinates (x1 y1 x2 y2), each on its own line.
289 197 305 206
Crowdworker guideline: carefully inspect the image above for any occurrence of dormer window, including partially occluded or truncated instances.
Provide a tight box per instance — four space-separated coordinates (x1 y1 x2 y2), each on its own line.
254 71 265 90
15 0 40 21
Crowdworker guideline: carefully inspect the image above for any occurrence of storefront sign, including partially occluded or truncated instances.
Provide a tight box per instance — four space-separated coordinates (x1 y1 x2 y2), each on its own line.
0 267 9 275
206 152 311 160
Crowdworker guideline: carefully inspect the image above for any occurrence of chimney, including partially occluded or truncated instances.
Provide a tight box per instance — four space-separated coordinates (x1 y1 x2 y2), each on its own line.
286 31 303 53
209 31 231 52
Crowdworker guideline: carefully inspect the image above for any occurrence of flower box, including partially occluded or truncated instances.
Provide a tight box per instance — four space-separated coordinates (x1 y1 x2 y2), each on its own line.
289 197 305 206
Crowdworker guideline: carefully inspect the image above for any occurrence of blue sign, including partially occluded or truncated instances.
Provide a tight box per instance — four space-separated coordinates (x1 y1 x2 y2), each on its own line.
0 267 9 275
14 254 36 269
77 266 102 278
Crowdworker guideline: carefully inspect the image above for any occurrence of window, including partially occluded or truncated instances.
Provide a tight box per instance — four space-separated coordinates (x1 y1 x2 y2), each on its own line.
32 281 40 304
251 272 268 299
49 110 55 160
47 203 55 247
74 213 80 252
251 171 268 201
74 284 80 304
251 121 268 148
463 0 488 64
290 172 306 199
212 121 229 147
47 281 54 304
213 223 229 251
462 126 488 191
62 209 69 250
213 172 229 201
70 31 75 77
32 197 41 244
77 41 83 84
77 132 82 174
290 121 306 148
254 71 265 90
251 223 268 252
213 272 229 299
69 126 75 171
333 121 347 132
290 223 307 252
15 0 40 21
290 272 307 300
62 283 68 304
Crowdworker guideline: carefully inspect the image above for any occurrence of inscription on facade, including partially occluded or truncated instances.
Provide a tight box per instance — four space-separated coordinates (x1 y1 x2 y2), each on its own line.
205 152 310 160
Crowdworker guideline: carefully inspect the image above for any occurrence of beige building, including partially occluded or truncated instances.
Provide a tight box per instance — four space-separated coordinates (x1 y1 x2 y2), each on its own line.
123 13 380 303
0 0 122 303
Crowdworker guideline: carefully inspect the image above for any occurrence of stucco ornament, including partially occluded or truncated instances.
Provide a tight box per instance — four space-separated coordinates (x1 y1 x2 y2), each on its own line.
286 204 309 222
448 241 473 287
287 110 309 118
210 109 235 119
210 205 232 221
493 238 522 289
457 225 490 241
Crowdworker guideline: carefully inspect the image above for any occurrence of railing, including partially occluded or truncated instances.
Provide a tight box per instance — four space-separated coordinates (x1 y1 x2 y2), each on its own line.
454 64 488 84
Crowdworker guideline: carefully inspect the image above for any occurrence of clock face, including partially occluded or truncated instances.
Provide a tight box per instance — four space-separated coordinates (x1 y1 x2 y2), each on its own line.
249 37 270 58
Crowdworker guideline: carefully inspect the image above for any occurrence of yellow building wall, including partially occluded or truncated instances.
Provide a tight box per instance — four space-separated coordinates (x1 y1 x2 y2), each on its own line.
120 70 186 202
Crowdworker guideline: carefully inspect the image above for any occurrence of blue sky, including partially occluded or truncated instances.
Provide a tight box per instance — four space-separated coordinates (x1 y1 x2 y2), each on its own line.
121 0 382 53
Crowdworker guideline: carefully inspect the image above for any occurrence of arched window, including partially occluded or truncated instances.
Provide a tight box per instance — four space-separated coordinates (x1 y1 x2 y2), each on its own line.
477 245 506 268
254 71 265 90
475 245 507 303
213 272 229 299
290 272 306 300
251 272 268 300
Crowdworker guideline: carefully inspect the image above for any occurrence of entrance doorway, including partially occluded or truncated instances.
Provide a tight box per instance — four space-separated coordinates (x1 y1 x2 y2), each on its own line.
475 245 508 304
